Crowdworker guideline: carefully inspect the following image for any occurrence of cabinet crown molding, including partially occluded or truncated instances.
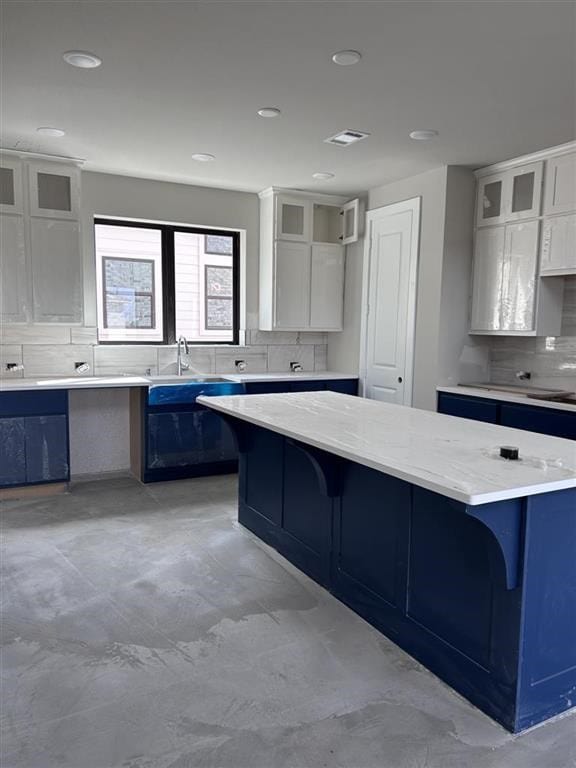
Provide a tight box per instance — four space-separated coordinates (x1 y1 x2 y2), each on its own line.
258 186 350 205
475 141 576 179
0 148 85 167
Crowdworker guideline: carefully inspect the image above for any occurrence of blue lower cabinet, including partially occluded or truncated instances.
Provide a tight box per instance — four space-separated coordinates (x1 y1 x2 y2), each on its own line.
244 382 287 395
438 392 575 440
326 379 358 395
500 404 576 440
290 380 326 392
0 418 26 486
0 391 69 488
245 379 359 396
25 415 69 483
143 381 244 482
437 392 499 423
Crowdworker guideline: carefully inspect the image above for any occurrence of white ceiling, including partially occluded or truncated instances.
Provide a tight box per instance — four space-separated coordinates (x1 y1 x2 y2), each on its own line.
2 0 575 196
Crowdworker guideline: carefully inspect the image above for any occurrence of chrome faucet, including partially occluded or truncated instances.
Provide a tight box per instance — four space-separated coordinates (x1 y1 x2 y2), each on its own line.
177 335 189 376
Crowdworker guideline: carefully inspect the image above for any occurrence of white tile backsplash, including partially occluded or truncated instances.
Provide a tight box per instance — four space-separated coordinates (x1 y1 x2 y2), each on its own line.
71 327 98 345
1 326 71 345
23 345 94 377
158 346 215 375
215 346 268 373
314 345 328 371
0 345 24 379
248 330 327 346
267 344 315 372
94 346 158 376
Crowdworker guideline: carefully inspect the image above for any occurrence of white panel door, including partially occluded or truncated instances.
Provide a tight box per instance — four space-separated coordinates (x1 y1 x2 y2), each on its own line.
540 214 576 275
500 221 539 332
362 198 420 405
274 241 310 329
544 152 576 215
0 214 27 322
30 218 83 323
310 244 344 329
470 227 506 331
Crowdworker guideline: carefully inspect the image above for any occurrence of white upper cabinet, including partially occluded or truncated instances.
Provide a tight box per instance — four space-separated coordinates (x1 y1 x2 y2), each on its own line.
476 162 542 226
0 214 27 323
260 187 356 331
310 244 344 329
274 241 310 329
0 157 24 214
476 173 506 226
471 227 506 331
499 221 539 331
507 162 543 221
275 195 311 242
28 161 80 219
30 219 82 323
544 152 576 216
540 214 576 275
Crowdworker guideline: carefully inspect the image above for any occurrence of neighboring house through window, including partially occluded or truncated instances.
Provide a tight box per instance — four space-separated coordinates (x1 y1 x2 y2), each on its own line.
95 219 239 344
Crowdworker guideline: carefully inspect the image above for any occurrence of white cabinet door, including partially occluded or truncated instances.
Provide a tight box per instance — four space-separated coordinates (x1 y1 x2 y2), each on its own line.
0 157 24 214
500 221 539 332
341 198 360 245
0 214 27 323
275 195 311 242
274 241 310 328
507 161 543 221
310 244 344 329
28 161 80 219
470 227 505 331
540 214 576 275
30 219 83 323
476 173 507 227
544 152 576 215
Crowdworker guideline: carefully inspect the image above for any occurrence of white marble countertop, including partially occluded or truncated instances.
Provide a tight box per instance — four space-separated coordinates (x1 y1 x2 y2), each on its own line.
198 391 576 506
0 371 357 392
438 385 576 413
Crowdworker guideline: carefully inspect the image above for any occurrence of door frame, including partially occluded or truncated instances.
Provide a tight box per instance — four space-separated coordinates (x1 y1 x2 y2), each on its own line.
359 197 421 405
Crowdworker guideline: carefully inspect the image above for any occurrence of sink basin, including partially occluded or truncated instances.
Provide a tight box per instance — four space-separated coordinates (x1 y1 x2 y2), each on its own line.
148 375 233 384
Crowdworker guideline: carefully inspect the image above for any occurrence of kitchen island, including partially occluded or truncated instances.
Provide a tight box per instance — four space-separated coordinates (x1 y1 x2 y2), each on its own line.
198 391 576 734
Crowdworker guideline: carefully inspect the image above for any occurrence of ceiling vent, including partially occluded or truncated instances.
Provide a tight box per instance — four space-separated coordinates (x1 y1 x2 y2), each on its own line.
324 129 370 147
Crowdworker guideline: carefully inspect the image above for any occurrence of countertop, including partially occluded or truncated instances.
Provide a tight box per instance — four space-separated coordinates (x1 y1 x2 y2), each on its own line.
198 391 576 506
438 385 576 413
0 371 358 393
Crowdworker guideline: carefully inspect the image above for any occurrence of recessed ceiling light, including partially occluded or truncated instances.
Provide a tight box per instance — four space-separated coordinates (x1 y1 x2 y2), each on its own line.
257 107 281 118
63 50 102 69
409 129 439 141
332 50 362 66
36 127 66 137
312 172 335 180
191 153 216 162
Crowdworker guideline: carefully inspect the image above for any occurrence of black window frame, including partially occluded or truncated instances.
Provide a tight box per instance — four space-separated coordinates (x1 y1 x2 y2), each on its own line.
94 217 240 345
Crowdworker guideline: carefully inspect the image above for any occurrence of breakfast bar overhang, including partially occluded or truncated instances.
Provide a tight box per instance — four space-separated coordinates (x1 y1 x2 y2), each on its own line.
198 391 576 734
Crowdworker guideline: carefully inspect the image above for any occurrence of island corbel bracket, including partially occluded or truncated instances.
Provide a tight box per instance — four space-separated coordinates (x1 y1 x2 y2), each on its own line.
465 499 524 591
285 438 342 497
214 414 253 453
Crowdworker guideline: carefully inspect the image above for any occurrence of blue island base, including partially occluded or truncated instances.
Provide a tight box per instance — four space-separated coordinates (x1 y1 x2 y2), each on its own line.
230 420 576 734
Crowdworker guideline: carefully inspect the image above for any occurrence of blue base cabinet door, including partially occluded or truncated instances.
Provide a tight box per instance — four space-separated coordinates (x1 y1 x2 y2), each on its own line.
25 415 69 483
0 418 26 486
500 404 576 440
437 393 499 423
147 411 237 469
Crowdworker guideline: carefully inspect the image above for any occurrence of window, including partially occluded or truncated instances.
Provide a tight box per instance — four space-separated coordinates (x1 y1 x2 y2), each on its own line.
95 219 239 344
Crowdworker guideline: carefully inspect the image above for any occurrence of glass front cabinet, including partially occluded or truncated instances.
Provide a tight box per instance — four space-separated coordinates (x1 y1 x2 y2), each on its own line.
476 162 543 227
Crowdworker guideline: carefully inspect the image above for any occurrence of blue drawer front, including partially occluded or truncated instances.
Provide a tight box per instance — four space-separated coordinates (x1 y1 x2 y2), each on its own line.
437 393 499 424
500 404 576 440
0 389 68 417
148 381 244 407
245 379 359 395
245 382 287 395
326 379 358 395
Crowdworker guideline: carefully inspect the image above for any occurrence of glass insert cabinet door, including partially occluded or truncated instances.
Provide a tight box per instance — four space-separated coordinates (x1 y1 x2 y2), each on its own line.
507 162 543 222
476 173 506 226
28 161 80 219
0 157 24 214
275 195 311 242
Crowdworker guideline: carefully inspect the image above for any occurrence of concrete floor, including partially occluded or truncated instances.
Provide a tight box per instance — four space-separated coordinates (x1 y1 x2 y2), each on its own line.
1 475 574 768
